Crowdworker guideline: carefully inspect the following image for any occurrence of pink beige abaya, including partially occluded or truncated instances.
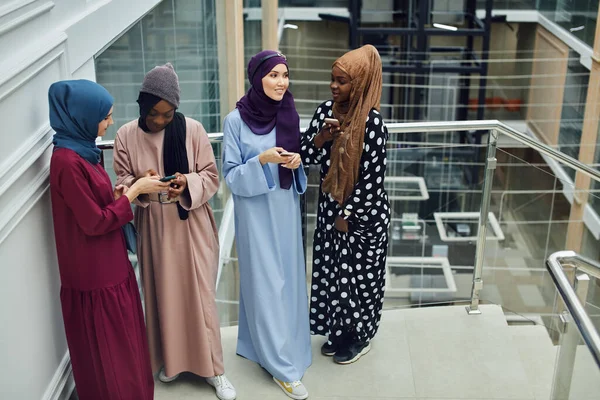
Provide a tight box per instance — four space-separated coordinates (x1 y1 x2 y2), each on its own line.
113 118 224 378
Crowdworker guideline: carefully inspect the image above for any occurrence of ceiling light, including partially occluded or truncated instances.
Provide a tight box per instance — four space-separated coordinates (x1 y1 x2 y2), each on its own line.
433 23 458 31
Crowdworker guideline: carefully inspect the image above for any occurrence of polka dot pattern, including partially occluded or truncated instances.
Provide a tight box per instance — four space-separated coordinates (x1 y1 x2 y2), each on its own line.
300 100 390 345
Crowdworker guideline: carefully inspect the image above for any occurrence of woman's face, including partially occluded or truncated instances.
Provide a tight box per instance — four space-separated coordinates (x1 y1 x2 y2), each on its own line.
330 65 351 104
261 63 289 101
146 100 175 133
97 106 114 137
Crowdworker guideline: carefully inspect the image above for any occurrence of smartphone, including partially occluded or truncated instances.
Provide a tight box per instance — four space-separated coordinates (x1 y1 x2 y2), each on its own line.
324 117 340 127
159 174 177 182
279 151 293 157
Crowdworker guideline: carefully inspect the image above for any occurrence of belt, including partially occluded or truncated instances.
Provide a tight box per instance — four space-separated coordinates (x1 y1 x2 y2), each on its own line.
148 192 180 204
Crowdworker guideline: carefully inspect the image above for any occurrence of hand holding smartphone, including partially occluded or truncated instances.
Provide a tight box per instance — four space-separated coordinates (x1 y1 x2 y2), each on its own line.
159 174 177 182
324 117 340 127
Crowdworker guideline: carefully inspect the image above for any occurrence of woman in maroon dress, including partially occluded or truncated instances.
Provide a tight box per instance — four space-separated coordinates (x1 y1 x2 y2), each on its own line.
48 79 169 399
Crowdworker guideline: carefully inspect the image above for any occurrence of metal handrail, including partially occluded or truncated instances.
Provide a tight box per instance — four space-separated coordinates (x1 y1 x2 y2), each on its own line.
385 119 600 183
96 132 224 149
98 119 600 183
546 250 600 369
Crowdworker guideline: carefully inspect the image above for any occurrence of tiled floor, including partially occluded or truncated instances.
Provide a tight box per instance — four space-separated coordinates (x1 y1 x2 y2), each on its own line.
150 305 545 400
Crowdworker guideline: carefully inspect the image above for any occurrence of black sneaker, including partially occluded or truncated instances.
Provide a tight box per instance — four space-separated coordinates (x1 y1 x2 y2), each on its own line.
333 341 371 364
321 341 337 356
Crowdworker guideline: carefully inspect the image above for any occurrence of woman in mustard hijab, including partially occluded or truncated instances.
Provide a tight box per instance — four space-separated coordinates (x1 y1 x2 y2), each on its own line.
300 45 390 365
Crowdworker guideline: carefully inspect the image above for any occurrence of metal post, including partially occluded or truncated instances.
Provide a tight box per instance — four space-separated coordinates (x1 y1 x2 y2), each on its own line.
466 129 498 315
348 0 361 49
476 0 493 130
413 0 428 121
551 273 590 400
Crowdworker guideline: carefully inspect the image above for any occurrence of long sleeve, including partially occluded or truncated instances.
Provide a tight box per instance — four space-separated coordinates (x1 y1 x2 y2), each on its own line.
222 113 276 197
292 167 307 195
113 128 151 208
300 101 333 165
179 122 220 210
341 112 389 222
54 158 133 236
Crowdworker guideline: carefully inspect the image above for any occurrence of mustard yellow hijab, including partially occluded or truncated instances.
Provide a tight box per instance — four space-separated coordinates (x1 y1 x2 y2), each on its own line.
322 44 383 205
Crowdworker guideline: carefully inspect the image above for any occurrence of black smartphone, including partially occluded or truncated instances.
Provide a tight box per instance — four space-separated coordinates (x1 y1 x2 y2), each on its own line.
159 174 177 182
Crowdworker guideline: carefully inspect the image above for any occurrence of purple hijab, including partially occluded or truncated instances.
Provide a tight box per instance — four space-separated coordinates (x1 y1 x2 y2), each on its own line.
236 50 300 190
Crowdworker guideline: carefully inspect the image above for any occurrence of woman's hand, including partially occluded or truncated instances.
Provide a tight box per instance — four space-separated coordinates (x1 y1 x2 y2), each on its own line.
334 215 349 233
113 184 129 200
125 176 170 202
281 153 301 170
314 123 342 148
168 172 188 199
134 169 159 183
259 147 288 166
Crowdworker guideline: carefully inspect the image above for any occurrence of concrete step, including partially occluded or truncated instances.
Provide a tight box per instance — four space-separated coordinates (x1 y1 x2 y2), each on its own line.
155 304 538 400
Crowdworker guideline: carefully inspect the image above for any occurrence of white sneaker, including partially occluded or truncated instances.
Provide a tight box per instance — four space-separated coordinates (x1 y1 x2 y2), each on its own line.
206 374 237 400
272 377 308 400
158 367 180 383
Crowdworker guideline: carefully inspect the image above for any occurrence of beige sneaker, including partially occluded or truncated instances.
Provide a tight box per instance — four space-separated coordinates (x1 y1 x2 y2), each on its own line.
272 377 308 400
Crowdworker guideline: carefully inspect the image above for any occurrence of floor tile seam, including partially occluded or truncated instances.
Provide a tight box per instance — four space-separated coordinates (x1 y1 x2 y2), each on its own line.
397 314 419 398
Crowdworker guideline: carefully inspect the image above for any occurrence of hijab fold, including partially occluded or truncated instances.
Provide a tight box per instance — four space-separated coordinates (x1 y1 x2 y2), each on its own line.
49 80 114 164
236 50 300 190
322 45 383 204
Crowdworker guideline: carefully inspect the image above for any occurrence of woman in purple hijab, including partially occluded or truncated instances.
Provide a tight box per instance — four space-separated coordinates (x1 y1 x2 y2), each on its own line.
223 50 312 400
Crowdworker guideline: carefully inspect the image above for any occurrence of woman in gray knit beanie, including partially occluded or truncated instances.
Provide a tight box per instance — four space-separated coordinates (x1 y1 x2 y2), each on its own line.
139 62 180 109
113 63 237 400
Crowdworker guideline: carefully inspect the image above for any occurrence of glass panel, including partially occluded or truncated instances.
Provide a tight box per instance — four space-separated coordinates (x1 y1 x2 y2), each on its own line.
583 274 600 347
481 139 574 315
558 50 589 180
539 0 598 47
355 130 486 308
216 258 240 327
208 141 225 229
551 291 600 399
244 0 262 78
95 0 220 183
586 122 600 218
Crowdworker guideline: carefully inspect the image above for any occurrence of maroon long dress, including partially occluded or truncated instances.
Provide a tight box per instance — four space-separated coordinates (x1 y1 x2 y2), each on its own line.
49 148 154 400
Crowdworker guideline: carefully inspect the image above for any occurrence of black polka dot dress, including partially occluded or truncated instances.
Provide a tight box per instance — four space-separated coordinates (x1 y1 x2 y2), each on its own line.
301 100 390 346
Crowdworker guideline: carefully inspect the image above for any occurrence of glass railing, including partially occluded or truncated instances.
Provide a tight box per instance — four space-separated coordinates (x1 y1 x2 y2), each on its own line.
98 120 600 318
95 119 600 395
545 252 600 398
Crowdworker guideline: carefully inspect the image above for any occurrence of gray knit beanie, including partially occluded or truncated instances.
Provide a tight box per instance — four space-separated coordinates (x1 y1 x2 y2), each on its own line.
140 62 180 107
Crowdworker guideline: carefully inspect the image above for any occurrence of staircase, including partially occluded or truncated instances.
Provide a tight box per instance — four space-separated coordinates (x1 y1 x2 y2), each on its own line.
152 304 600 400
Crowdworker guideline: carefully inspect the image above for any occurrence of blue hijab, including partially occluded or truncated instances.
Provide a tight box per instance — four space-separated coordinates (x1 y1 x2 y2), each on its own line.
48 80 114 164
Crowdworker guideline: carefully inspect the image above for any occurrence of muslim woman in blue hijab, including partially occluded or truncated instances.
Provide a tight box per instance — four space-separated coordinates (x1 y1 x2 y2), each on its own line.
223 50 312 400
48 79 168 400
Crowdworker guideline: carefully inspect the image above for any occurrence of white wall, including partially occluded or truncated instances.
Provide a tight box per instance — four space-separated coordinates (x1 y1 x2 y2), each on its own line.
0 1 160 399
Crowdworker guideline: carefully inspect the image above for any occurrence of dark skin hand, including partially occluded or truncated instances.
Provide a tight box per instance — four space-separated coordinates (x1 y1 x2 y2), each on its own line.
131 169 186 199
314 123 342 149
167 172 187 199
335 215 348 232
